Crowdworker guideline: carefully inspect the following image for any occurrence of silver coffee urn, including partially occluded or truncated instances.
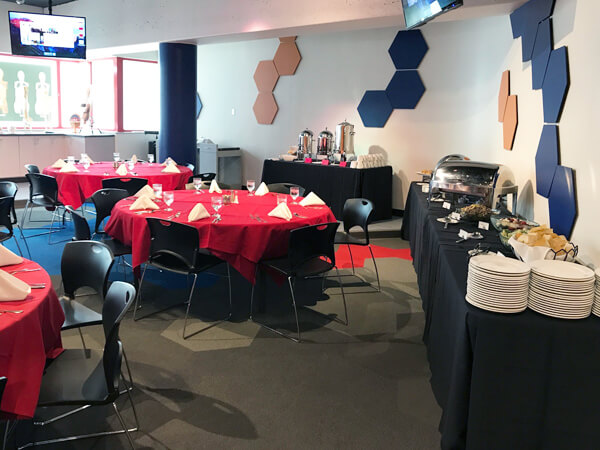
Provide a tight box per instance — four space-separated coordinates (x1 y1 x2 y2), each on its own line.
334 120 355 159
317 128 333 160
298 128 314 160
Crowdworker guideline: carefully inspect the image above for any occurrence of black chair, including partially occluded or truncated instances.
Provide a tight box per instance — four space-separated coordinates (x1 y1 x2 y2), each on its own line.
91 188 130 235
1 376 9 450
334 198 380 291
102 177 148 196
199 172 216 181
0 181 31 257
25 282 138 449
267 183 306 197
134 218 232 339
250 222 348 342
0 197 31 258
21 173 65 242
24 164 40 174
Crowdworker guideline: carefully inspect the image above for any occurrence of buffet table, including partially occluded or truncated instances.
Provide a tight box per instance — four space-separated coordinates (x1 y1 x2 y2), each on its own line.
43 162 192 209
105 190 336 283
401 181 600 450
0 260 64 419
261 160 392 220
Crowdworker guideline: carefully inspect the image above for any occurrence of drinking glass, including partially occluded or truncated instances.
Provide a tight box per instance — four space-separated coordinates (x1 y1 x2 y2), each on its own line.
277 194 287 205
152 183 163 199
82 160 90 172
163 191 174 211
211 196 223 219
148 154 155 164
247 179 256 196
290 186 299 203
113 152 120 163
127 161 135 172
67 156 75 164
193 177 203 194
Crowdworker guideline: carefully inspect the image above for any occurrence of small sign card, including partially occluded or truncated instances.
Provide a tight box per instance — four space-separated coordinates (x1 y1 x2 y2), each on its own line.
450 212 461 221
321 159 329 165
442 202 451 210
304 158 313 164
478 221 490 231
339 161 347 167
421 184 429 193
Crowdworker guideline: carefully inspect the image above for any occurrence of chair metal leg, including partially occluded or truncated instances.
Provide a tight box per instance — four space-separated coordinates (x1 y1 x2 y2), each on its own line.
132 264 149 321
124 379 140 431
335 267 349 325
17 225 32 259
11 234 24 257
368 244 381 292
288 276 302 342
182 273 199 339
249 266 259 320
112 402 136 450
348 244 355 275
3 420 9 450
120 348 135 394
33 405 91 426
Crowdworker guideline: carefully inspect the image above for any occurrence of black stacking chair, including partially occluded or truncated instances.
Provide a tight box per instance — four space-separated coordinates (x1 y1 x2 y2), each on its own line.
0 197 31 258
334 198 380 291
199 172 216 181
0 181 31 257
21 173 66 243
24 164 40 174
250 222 347 342
102 177 148 196
1 376 9 450
91 188 129 235
134 218 232 339
267 183 306 197
25 282 138 449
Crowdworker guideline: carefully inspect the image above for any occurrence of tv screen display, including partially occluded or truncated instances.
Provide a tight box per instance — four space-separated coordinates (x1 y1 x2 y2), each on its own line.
8 11 86 59
402 0 463 29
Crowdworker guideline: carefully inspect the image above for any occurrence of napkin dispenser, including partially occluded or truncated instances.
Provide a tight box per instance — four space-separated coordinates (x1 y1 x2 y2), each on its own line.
429 160 518 213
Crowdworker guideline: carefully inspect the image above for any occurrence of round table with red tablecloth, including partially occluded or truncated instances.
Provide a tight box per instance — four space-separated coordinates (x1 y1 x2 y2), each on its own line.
0 259 64 419
104 190 337 283
43 162 192 209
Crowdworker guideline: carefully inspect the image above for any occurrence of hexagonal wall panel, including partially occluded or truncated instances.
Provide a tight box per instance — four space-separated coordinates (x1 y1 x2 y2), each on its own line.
510 0 555 39
531 18 552 90
279 36 297 43
548 165 577 238
385 70 425 109
503 95 518 150
535 125 559 197
273 42 301 76
498 70 510 122
253 60 279 92
253 92 278 125
388 30 428 70
196 92 202 119
542 46 569 123
357 91 393 128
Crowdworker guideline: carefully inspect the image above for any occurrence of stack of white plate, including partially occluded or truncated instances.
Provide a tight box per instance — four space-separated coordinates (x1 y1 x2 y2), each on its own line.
466 254 530 313
528 260 595 319
592 268 600 317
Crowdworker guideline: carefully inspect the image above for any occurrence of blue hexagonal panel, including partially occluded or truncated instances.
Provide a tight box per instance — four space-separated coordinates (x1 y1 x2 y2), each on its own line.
385 70 425 110
388 30 428 70
510 0 555 38
531 18 552 90
542 46 569 123
196 92 203 119
357 91 393 128
548 165 577 238
535 125 559 198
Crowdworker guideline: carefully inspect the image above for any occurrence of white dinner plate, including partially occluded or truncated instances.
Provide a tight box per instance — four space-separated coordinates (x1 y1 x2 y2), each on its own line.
529 260 595 281
470 254 530 275
466 295 526 313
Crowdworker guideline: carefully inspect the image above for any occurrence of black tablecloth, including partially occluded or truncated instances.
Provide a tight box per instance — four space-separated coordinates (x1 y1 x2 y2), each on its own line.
261 160 392 220
401 182 600 450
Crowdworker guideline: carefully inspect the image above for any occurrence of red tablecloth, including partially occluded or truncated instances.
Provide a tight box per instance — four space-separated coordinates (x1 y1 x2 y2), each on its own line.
105 190 337 283
0 259 64 419
43 162 192 209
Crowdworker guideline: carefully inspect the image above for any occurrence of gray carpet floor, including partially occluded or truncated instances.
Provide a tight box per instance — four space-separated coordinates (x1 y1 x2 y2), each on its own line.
8 237 442 449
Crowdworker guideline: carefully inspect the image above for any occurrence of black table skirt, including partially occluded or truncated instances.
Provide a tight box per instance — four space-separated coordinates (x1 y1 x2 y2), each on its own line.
401 182 600 450
261 160 392 220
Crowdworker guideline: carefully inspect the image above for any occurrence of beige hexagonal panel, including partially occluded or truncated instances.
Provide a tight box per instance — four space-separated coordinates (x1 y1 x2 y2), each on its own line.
503 95 518 150
273 42 301 76
253 92 278 124
253 60 279 93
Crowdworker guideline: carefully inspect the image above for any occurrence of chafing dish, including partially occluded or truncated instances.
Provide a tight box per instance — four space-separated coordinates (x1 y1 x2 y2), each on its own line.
429 160 518 213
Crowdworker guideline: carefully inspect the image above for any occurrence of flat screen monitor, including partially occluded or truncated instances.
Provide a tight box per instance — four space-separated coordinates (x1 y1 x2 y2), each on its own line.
402 0 463 29
8 11 86 59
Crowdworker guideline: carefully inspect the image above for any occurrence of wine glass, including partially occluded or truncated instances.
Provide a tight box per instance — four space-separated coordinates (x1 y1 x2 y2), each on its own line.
163 191 174 211
290 186 299 204
247 179 256 196
82 159 90 172
113 152 120 163
193 177 203 194
152 183 162 199
277 194 287 205
127 160 135 172
67 156 75 164
148 154 154 164
211 196 223 220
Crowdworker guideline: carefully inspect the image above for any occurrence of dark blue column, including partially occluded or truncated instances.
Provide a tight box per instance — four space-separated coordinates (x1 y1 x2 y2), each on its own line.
158 43 197 165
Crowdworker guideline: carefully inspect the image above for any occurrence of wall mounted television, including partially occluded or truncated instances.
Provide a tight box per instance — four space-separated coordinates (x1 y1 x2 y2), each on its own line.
402 0 463 29
8 11 86 59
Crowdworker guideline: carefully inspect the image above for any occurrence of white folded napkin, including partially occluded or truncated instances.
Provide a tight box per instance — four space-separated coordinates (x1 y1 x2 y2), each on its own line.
0 245 24 267
116 164 128 176
60 162 79 173
162 157 176 166
209 179 222 193
0 270 31 302
131 154 138 163
52 159 66 169
254 182 269 196
188 203 210 222
299 191 325 206
134 185 156 199
129 196 159 211
268 202 293 221
162 163 180 173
